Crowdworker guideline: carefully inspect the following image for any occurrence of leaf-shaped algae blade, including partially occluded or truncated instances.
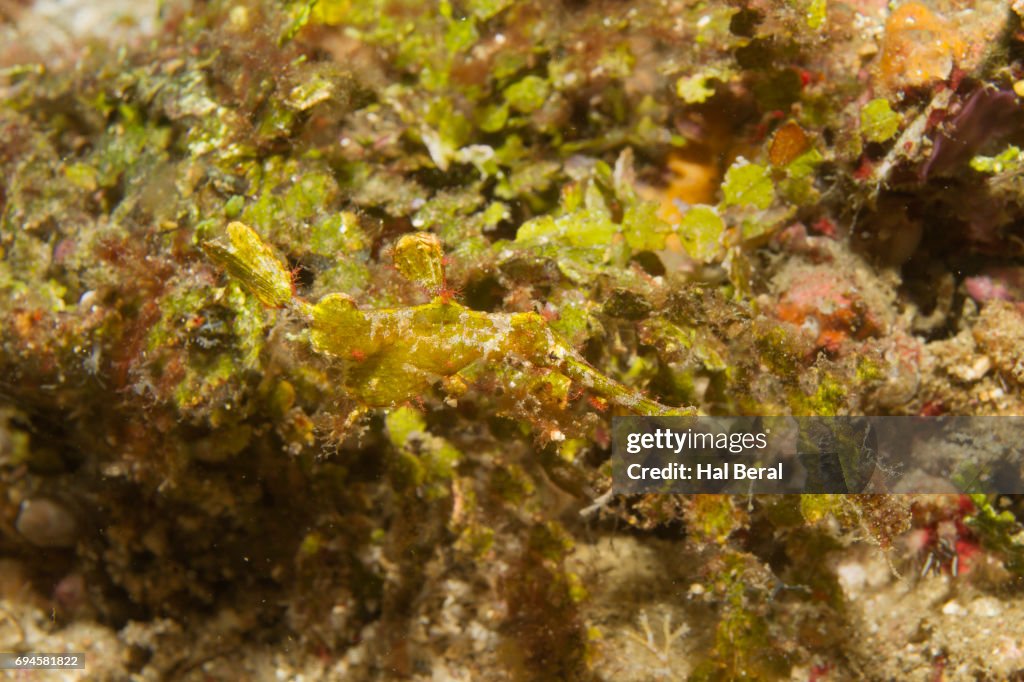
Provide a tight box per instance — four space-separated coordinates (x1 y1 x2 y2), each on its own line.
202 221 294 308
393 232 446 293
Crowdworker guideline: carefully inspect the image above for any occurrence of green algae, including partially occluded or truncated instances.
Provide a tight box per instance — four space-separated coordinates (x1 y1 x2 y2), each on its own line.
678 206 727 263
504 75 551 114
966 494 1024 576
722 160 775 210
970 144 1024 175
860 98 901 144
